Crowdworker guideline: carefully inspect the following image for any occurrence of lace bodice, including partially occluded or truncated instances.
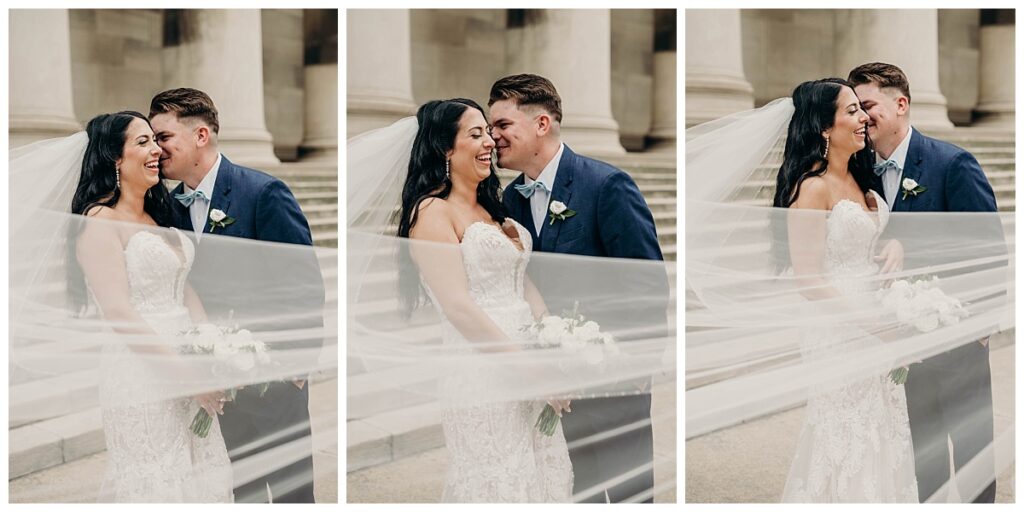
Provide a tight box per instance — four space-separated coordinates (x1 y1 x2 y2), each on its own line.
458 221 532 309
823 192 888 293
124 229 194 316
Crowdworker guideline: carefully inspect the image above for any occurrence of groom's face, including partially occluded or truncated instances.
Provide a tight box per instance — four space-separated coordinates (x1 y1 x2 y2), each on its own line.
853 83 907 151
489 100 540 171
150 113 200 181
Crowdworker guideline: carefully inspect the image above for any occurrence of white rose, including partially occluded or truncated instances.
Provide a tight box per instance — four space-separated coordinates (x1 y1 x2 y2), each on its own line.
902 178 919 191
549 201 567 215
210 209 227 222
913 313 939 333
576 321 601 341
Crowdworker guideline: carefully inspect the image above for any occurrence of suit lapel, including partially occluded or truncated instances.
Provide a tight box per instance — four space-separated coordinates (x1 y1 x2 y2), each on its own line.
204 157 234 234
893 131 925 213
539 147 574 252
508 174 540 248
168 181 192 231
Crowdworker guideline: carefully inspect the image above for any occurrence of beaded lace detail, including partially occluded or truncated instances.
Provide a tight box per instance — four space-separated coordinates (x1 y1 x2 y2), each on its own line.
431 220 574 502
98 229 233 502
783 191 919 503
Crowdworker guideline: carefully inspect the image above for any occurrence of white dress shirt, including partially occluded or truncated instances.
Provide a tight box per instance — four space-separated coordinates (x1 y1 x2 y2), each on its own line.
183 153 222 238
524 143 564 235
878 126 913 209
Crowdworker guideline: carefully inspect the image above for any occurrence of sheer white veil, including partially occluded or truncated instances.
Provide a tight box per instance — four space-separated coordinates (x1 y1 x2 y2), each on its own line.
347 116 677 501
9 130 338 501
685 97 1014 502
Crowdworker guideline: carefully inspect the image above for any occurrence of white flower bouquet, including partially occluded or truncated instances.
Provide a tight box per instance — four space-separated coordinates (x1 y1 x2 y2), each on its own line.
182 322 273 438
876 276 968 384
521 302 619 436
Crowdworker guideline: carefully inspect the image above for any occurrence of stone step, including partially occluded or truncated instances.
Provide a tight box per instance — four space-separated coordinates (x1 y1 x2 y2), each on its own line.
300 203 339 220
658 226 677 247
646 197 677 213
295 191 339 205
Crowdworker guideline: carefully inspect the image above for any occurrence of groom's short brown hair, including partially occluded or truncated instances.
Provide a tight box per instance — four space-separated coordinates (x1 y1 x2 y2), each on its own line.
149 88 220 134
489 74 563 123
847 62 912 102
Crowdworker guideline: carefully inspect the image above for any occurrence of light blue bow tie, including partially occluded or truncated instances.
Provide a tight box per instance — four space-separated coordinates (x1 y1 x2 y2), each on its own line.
873 158 902 177
174 189 208 207
514 180 549 199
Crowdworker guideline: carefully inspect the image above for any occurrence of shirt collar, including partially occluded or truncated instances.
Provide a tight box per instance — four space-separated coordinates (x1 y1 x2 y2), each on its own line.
877 126 913 168
525 143 564 191
185 153 222 196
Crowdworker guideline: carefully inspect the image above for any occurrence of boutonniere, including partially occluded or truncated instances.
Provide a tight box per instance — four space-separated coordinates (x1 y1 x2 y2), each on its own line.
548 200 577 225
208 208 236 233
901 178 927 200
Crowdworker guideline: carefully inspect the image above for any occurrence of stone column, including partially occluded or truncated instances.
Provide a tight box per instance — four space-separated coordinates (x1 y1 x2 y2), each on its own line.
685 10 754 127
973 23 1015 127
9 10 81 148
835 9 953 131
347 9 416 137
301 63 339 161
648 52 677 151
163 9 280 166
510 9 625 156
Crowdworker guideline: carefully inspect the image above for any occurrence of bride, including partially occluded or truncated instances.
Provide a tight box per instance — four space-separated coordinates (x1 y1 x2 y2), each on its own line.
396 98 572 502
70 111 233 502
772 79 916 502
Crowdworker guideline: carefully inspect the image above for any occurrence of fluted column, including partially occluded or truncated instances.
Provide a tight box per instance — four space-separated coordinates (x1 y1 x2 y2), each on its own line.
347 9 416 137
648 51 677 151
835 9 953 131
9 10 81 148
163 9 280 166
510 9 625 156
973 23 1015 127
685 10 754 127
301 63 338 161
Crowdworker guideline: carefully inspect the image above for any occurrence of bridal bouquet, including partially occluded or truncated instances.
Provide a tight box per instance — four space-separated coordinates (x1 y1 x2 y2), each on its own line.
876 277 969 384
521 302 619 436
182 322 272 438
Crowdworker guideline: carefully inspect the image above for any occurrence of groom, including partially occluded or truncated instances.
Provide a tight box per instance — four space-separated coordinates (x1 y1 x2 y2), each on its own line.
490 74 668 503
848 62 1000 503
149 88 323 503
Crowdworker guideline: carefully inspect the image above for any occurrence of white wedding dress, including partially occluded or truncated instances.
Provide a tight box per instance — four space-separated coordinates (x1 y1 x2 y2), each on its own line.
782 192 919 502
433 220 574 503
97 229 233 502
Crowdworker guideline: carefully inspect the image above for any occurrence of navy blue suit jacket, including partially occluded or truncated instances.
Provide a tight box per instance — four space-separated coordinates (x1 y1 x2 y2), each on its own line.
502 145 664 260
874 129 996 213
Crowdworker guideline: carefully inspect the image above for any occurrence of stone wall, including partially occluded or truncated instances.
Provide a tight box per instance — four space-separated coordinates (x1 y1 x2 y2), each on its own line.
939 10 981 125
611 10 655 151
69 10 164 121
262 9 305 160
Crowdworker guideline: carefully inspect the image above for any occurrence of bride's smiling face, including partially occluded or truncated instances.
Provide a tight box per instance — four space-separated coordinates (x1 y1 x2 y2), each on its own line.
825 86 869 155
446 107 495 184
115 118 163 190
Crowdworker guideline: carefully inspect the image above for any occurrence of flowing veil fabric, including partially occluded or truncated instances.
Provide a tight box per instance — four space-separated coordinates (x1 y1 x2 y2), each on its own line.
346 119 677 502
9 134 338 501
685 100 1014 502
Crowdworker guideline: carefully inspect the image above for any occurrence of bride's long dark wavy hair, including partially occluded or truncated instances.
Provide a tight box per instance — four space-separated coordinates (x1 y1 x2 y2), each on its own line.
395 98 506 315
68 111 176 311
770 78 874 270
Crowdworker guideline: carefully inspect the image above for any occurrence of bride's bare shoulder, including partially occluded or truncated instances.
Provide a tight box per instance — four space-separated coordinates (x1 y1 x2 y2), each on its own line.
790 176 830 210
409 197 458 243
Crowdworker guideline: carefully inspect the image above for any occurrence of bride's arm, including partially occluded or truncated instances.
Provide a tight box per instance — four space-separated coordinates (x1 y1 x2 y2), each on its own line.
183 283 208 324
409 199 516 352
787 177 842 301
523 276 549 321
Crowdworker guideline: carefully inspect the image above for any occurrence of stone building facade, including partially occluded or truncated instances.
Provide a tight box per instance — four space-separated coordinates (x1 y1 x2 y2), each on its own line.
9 9 338 165
687 9 1015 129
348 9 677 154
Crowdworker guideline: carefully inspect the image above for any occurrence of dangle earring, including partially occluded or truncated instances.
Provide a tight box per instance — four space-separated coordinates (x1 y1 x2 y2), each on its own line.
822 137 830 159
115 166 121 189
445 159 451 181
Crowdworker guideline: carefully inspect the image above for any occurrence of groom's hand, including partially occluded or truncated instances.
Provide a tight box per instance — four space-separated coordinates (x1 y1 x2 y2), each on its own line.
292 379 306 390
874 239 904 280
